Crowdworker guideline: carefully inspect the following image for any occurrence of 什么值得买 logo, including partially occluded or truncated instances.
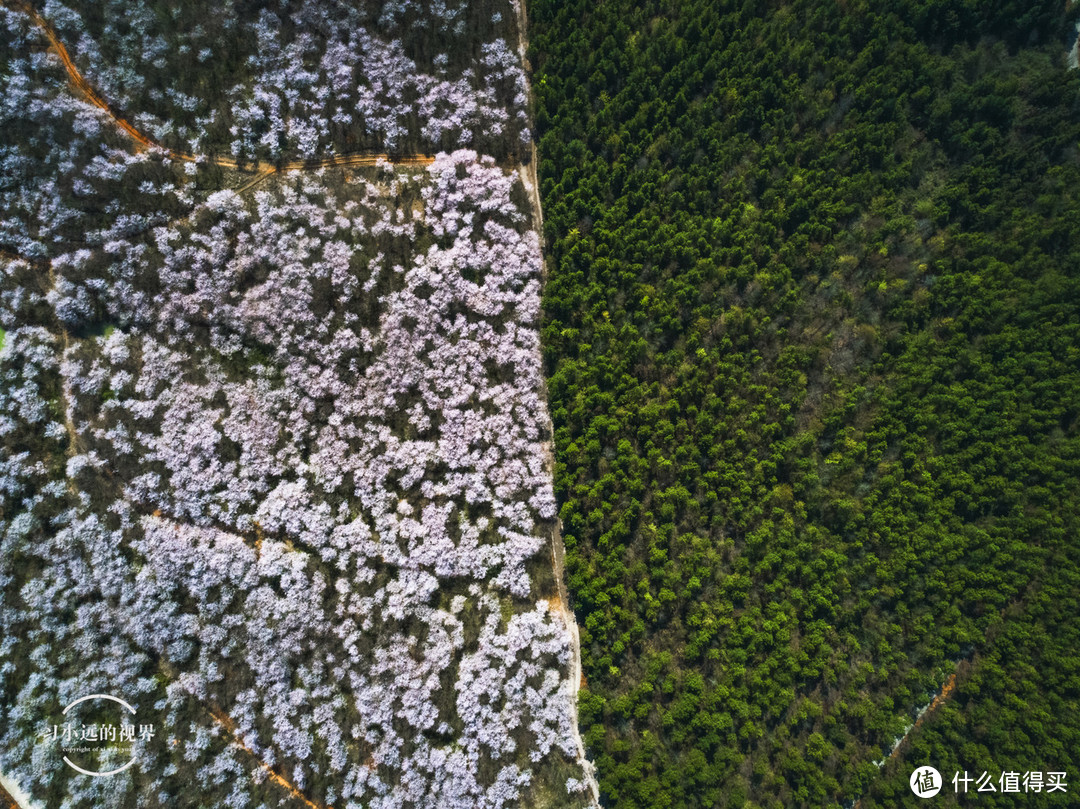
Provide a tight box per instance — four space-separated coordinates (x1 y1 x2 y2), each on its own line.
910 766 943 798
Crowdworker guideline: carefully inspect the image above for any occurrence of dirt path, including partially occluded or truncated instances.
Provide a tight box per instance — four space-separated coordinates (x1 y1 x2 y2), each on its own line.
851 666 963 809
513 1 601 805
6 0 433 173
152 657 330 809
0 772 41 809
0 782 24 809
206 705 330 809
885 670 958 764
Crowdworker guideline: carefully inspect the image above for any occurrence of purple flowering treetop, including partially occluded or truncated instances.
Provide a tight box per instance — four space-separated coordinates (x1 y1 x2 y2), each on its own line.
0 1 595 804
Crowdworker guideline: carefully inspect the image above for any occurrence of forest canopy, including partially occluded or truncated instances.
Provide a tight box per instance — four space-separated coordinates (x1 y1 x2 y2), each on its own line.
530 0 1080 806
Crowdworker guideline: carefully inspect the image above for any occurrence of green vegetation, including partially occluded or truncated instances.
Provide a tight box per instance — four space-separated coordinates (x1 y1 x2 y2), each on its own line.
530 0 1080 806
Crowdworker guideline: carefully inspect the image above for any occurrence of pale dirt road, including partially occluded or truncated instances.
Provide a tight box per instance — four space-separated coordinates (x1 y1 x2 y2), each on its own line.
513 0 602 806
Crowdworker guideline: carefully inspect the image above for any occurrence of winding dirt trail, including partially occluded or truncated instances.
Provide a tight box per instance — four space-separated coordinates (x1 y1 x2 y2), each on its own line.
6 0 433 173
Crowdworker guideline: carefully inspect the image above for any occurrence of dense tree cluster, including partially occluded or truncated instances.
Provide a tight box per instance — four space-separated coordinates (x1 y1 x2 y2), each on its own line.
531 0 1080 806
0 1 592 807
46 0 530 161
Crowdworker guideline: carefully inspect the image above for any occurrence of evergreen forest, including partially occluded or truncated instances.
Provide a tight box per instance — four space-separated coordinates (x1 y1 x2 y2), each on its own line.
530 0 1080 806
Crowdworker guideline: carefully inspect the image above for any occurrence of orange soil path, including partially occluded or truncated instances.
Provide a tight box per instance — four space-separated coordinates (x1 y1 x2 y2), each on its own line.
851 670 961 809
886 671 958 763
0 783 20 809
8 0 434 173
147 531 327 809
207 705 331 809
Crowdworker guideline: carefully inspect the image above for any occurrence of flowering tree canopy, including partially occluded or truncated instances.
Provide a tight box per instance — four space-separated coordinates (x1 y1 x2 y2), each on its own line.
0 1 593 806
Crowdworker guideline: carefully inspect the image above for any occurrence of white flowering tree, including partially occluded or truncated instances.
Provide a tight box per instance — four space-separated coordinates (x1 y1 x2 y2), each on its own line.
0 1 594 806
